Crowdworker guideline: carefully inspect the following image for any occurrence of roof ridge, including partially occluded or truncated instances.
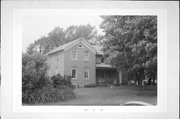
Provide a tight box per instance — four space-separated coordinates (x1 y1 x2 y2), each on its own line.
46 39 80 55
46 38 96 55
46 38 105 55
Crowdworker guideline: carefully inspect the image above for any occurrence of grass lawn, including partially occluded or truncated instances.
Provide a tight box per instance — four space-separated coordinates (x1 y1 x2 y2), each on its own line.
45 85 157 106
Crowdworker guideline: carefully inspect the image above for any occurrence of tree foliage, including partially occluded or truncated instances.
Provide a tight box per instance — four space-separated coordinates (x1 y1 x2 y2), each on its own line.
26 24 99 54
65 24 98 43
22 53 76 104
100 16 157 84
22 52 49 91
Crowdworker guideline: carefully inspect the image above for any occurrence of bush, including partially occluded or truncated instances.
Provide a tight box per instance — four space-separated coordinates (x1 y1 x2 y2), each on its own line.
22 53 75 104
22 53 49 91
51 74 75 90
84 84 98 88
22 84 75 104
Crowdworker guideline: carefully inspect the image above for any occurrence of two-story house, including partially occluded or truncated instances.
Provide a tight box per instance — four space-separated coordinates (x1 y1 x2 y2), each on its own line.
46 38 123 86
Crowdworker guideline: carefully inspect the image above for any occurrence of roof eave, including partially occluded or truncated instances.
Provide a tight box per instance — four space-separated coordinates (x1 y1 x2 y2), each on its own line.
47 49 64 56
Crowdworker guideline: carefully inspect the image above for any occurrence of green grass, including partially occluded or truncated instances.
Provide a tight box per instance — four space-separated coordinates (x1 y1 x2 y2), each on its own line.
44 85 157 106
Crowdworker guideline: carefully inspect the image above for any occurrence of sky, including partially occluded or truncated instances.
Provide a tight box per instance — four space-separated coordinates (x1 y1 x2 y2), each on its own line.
22 15 103 52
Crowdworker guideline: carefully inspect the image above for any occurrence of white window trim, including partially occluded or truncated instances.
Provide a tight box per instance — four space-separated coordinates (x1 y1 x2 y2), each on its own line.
71 50 77 60
71 68 77 80
84 51 89 61
84 68 89 79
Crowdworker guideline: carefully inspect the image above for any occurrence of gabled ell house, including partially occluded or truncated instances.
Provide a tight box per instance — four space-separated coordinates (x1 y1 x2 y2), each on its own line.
46 38 126 86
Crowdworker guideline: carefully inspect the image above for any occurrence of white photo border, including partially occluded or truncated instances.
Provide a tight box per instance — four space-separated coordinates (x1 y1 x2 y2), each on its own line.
2 1 179 119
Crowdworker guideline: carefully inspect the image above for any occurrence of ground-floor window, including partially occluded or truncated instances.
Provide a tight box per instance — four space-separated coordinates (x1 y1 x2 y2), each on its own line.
71 68 77 79
84 68 89 79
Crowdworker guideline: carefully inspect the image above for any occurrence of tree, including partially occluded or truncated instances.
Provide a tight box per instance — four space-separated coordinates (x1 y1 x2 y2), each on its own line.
22 52 49 91
100 16 157 86
26 24 99 54
22 53 75 104
65 24 98 44
34 27 66 54
47 27 66 48
26 43 37 55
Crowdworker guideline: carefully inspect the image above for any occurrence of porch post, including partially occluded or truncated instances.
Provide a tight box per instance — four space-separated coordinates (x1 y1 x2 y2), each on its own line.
119 70 122 84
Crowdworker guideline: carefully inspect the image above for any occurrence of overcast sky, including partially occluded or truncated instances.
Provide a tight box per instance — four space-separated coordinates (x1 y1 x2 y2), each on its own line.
22 15 103 52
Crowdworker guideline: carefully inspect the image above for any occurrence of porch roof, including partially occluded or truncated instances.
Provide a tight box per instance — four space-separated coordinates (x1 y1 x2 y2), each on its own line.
96 63 116 69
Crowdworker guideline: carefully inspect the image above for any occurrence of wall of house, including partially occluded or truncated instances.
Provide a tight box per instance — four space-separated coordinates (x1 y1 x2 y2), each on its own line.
47 52 64 77
63 42 96 86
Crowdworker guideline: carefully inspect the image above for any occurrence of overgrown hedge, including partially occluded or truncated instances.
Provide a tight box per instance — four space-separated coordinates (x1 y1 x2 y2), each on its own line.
22 84 75 104
22 74 75 104
22 53 75 104
51 74 75 90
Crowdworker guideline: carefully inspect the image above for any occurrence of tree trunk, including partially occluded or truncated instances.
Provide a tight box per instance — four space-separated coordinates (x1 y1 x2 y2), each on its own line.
152 76 155 85
135 71 139 86
119 71 122 84
133 72 136 86
139 68 145 89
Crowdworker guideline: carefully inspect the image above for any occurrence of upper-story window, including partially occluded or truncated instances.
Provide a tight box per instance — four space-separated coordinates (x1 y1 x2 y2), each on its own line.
71 50 77 60
78 44 83 48
84 51 89 61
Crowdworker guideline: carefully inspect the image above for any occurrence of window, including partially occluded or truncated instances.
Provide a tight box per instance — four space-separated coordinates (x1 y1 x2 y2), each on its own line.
101 57 104 63
56 57 58 62
71 68 77 79
84 51 89 61
84 68 89 79
78 44 83 48
71 50 77 60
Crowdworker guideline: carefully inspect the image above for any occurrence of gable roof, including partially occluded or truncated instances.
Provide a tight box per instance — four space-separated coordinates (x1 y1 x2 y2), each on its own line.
47 38 98 55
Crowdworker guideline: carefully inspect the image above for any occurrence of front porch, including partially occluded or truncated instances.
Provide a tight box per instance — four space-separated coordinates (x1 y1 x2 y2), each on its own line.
96 64 119 85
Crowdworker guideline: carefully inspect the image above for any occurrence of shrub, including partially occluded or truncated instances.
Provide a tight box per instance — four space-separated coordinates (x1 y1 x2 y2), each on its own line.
51 74 75 90
22 84 75 104
84 84 98 88
22 53 75 104
22 53 49 92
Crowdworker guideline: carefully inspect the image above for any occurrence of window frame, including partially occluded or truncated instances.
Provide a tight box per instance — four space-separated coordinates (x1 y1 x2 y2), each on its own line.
84 51 89 61
71 68 77 79
84 68 89 79
71 50 77 60
101 57 104 63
